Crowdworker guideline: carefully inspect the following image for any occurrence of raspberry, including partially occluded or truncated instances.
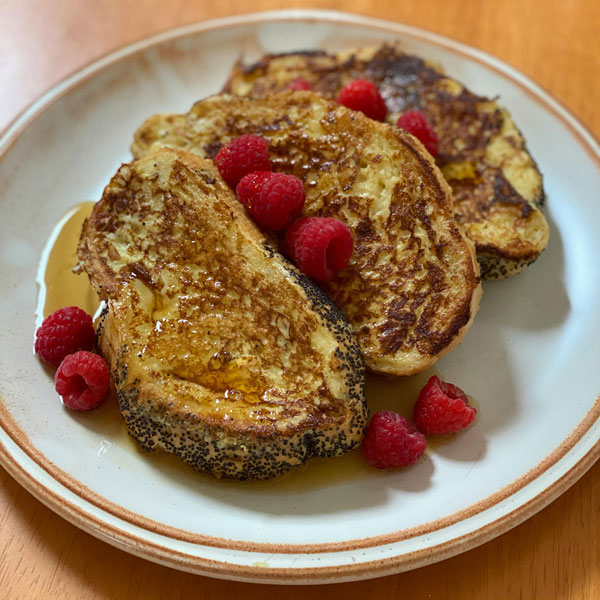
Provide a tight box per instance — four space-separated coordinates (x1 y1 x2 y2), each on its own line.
362 411 427 469
35 306 96 367
215 134 271 188
55 351 109 411
413 375 476 435
396 110 439 157
236 171 305 230
287 78 311 91
337 79 387 122
284 217 353 282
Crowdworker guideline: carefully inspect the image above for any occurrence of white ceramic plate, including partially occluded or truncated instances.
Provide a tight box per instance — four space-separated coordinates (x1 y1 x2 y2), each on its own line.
0 10 599 585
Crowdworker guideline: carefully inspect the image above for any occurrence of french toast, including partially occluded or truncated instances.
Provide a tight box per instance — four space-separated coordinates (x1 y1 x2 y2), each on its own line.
77 148 366 480
131 91 482 376
223 45 550 279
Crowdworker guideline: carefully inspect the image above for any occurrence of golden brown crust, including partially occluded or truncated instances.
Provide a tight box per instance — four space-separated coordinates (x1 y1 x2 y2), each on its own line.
223 44 549 279
131 92 481 376
78 149 366 479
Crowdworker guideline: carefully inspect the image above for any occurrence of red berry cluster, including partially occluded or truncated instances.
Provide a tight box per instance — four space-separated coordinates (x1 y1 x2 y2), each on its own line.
287 78 311 91
237 171 305 231
215 135 353 282
396 110 439 157
414 376 477 435
362 411 426 469
35 306 96 367
362 376 477 469
335 79 439 157
285 217 353 282
35 306 109 411
337 79 387 122
214 134 270 189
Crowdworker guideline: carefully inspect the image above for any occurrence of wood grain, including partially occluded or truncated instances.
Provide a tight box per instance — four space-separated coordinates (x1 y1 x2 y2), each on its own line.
1 1 599 598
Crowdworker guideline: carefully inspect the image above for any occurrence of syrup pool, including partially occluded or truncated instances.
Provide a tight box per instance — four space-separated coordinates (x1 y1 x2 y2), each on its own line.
35 202 98 321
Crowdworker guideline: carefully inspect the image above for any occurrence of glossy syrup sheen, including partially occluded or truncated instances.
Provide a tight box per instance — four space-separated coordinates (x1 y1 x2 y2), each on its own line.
38 203 469 491
37 201 98 319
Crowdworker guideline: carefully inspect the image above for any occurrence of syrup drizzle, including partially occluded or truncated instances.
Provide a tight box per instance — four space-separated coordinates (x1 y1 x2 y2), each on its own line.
35 201 98 323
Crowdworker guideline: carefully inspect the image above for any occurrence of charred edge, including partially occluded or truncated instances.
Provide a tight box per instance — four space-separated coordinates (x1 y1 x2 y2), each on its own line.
475 239 542 264
416 296 473 357
127 263 157 289
203 141 223 159
492 173 533 217
238 50 329 75
364 45 444 87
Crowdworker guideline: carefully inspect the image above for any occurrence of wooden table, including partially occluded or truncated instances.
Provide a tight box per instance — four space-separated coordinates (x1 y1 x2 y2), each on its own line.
1 1 598 598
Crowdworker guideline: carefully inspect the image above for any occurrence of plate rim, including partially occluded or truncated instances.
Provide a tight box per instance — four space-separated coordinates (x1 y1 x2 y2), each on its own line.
1 8 599 583
1 399 599 555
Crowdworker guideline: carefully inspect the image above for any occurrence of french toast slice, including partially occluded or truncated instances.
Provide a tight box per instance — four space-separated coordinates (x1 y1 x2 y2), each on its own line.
131 91 482 376
77 148 366 480
223 45 550 279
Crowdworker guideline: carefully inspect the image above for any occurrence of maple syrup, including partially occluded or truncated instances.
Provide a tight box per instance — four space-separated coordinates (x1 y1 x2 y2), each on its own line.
36 204 467 490
36 202 98 319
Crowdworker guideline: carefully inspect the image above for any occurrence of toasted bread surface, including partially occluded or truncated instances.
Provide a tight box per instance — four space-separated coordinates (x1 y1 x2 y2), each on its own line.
223 45 550 279
132 92 481 376
78 148 366 480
